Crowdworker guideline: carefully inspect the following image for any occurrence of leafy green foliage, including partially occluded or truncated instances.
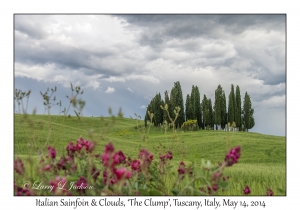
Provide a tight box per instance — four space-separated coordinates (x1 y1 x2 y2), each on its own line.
145 93 164 126
181 120 198 131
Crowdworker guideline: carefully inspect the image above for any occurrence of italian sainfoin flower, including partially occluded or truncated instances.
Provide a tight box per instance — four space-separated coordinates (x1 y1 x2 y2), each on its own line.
139 149 154 163
49 176 67 194
113 151 126 165
76 137 94 153
14 158 25 175
266 188 274 196
114 167 132 180
244 185 251 195
177 161 186 177
160 150 173 162
76 176 88 194
103 170 112 185
225 146 241 166
66 138 95 156
131 159 141 171
47 146 56 159
101 153 110 166
166 151 173 160
104 142 115 154
91 167 100 180
15 184 33 196
66 142 77 157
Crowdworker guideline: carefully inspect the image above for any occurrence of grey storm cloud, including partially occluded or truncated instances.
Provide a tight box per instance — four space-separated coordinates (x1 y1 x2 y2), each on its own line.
114 14 285 86
116 14 285 39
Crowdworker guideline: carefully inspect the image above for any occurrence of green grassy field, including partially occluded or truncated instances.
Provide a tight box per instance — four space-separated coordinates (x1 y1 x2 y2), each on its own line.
14 113 286 195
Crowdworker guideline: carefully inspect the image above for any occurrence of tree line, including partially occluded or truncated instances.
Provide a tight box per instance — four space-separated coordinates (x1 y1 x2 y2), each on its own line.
144 81 255 132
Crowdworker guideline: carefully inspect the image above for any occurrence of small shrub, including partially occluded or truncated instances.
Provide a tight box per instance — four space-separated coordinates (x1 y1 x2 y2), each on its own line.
181 120 198 131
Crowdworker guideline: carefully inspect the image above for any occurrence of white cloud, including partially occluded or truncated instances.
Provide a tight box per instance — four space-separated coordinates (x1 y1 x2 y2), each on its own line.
127 87 133 93
104 76 126 82
15 62 103 90
256 95 285 109
105 86 115 94
140 105 146 109
101 74 160 84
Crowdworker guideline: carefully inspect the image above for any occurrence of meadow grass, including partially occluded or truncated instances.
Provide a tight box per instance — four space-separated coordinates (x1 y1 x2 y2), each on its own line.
14 113 286 195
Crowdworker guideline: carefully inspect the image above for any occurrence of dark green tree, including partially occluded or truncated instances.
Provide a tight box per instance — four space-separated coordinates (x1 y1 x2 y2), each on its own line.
243 91 255 131
163 90 172 124
203 97 214 130
207 98 214 129
202 94 208 128
154 93 164 126
193 86 202 129
235 85 242 130
228 84 236 124
214 85 226 130
170 81 185 127
185 94 192 121
190 85 196 120
144 93 164 126
221 91 227 129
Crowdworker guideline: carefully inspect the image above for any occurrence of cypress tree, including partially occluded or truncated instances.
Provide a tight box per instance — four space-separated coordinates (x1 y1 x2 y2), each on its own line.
194 86 201 129
163 90 172 124
170 81 185 127
207 98 213 129
144 93 164 127
243 91 255 131
221 91 227 129
154 93 164 126
190 85 196 120
170 88 176 122
185 94 192 121
214 85 223 130
228 84 236 124
202 94 208 128
235 85 242 130
203 97 213 130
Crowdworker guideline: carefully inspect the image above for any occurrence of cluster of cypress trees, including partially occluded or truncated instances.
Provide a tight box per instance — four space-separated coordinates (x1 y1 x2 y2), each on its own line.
144 81 255 131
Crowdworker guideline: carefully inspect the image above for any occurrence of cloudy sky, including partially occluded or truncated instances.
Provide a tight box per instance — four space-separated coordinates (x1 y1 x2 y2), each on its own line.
14 14 286 136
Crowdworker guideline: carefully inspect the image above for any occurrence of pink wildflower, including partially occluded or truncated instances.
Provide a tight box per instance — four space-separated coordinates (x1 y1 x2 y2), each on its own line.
14 158 25 175
244 185 251 195
47 146 56 159
266 188 274 196
114 167 132 180
131 159 141 171
225 146 241 166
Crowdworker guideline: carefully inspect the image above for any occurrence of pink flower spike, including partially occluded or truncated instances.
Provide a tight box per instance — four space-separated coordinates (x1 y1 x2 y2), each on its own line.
104 143 115 154
44 164 51 171
115 167 131 180
131 159 141 171
225 146 241 166
14 158 25 175
101 153 109 166
179 161 185 167
244 185 251 195
166 151 173 160
85 141 94 153
266 188 274 196
47 146 56 159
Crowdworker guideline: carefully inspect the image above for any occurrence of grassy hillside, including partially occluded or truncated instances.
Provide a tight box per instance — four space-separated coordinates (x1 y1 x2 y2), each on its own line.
14 113 286 195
